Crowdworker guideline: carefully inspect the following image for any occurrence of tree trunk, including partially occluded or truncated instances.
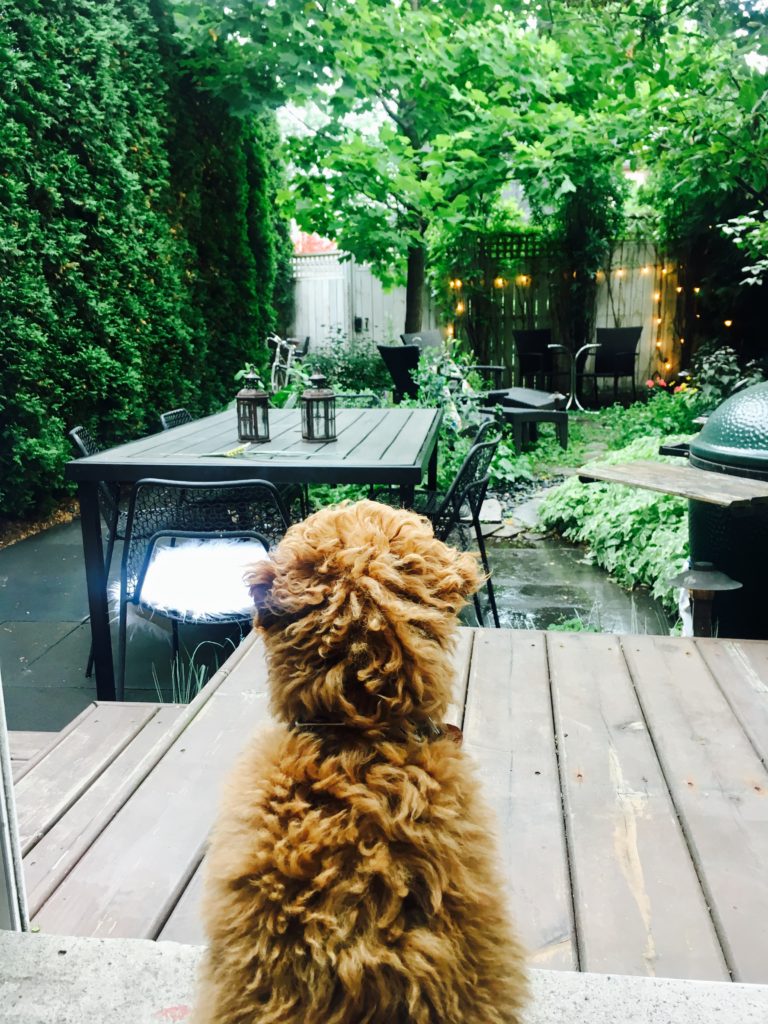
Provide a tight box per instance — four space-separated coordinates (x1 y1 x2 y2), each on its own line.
404 244 425 334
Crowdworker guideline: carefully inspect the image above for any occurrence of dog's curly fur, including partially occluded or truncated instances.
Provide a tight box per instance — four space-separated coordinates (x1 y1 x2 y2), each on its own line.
193 500 528 1024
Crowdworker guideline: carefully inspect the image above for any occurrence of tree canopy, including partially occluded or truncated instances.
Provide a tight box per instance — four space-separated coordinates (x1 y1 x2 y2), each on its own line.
170 0 768 331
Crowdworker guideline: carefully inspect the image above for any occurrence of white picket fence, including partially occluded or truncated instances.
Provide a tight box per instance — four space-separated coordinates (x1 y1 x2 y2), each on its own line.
291 253 439 350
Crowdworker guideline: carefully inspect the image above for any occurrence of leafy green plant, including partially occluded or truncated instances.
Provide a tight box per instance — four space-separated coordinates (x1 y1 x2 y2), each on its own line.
0 3 290 519
307 333 392 394
152 637 237 704
689 342 766 413
539 434 692 613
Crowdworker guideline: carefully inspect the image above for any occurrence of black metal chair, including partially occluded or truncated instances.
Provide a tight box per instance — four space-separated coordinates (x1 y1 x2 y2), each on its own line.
116 478 291 699
401 329 444 350
512 329 555 389
411 436 501 628
159 408 193 431
580 326 642 404
287 336 310 361
69 425 128 677
377 345 420 402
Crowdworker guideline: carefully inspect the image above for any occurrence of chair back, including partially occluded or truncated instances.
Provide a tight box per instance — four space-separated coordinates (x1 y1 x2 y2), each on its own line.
432 439 499 542
468 417 496 448
68 425 121 532
594 327 642 375
121 478 290 605
287 336 310 358
512 329 553 380
400 329 444 350
159 408 193 431
377 345 420 400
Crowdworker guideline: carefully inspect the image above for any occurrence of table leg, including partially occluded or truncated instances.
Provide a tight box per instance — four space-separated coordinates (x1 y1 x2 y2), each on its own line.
78 482 116 701
426 440 438 492
399 483 415 508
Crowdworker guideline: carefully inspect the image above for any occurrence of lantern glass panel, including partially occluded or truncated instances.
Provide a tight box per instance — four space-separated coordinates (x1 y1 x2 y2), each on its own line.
236 376 270 442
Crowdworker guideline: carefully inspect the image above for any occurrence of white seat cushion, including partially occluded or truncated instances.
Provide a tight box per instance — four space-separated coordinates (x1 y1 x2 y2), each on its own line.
136 539 269 622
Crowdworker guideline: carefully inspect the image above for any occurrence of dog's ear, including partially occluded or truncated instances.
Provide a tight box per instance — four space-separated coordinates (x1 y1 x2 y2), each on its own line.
245 557 277 627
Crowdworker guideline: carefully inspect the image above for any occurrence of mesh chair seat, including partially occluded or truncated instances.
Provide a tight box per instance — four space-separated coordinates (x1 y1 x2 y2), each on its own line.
117 477 291 698
133 537 269 623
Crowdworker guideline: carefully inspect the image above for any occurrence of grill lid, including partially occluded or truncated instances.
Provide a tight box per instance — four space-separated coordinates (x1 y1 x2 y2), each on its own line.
690 381 768 473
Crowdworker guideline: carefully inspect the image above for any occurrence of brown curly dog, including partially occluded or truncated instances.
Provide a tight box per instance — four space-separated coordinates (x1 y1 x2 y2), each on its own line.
193 499 528 1024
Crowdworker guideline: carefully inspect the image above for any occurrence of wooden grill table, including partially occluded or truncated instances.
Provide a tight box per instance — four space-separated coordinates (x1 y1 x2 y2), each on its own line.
13 628 768 984
65 407 442 701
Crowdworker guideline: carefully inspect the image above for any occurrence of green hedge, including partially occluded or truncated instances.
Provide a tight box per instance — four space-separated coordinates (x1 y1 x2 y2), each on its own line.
0 0 292 517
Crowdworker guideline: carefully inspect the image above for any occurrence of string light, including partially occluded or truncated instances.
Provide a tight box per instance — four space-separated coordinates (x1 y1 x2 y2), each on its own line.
616 269 624 277
680 338 685 345
641 266 649 274
724 319 733 327
454 278 462 290
676 286 683 293
455 301 465 315
661 266 668 274
693 287 700 294
665 361 672 370
493 276 506 289
656 341 662 348
656 317 662 325
445 323 454 339
653 292 660 301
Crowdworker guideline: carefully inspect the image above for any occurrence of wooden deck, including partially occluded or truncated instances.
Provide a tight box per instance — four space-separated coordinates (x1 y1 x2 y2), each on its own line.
12 628 768 982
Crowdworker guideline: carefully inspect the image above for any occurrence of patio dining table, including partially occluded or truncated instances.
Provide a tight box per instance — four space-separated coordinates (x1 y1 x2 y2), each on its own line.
66 406 442 701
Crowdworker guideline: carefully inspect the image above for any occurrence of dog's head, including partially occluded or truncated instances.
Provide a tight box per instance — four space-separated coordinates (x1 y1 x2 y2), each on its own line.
246 500 480 731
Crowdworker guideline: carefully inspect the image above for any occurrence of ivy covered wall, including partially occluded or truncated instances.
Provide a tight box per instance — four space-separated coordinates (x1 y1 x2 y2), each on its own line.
0 0 291 517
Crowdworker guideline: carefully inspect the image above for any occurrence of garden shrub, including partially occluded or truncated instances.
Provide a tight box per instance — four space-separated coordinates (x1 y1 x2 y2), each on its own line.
539 435 692 613
0 1 291 518
308 334 392 393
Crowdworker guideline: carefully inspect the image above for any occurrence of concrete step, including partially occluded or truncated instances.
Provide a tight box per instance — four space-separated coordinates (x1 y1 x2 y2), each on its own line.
1 931 766 1023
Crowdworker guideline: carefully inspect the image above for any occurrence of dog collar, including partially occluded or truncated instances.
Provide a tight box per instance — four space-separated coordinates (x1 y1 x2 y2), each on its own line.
291 718 463 746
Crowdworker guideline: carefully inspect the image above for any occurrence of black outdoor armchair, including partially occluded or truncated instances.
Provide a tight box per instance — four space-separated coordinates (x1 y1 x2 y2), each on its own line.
512 329 555 390
377 344 420 402
580 326 643 404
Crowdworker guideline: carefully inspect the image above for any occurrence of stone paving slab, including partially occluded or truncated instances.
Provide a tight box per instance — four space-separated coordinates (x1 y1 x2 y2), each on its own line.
1 931 767 1024
0 521 91 623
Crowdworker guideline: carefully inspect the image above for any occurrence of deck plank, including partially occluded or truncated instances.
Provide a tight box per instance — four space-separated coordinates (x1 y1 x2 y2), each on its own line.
23 706 185 916
9 731 56 764
157 857 206 945
464 629 576 970
694 638 768 767
15 704 159 854
547 633 728 980
623 635 768 983
32 639 271 939
11 704 97 783
445 627 474 728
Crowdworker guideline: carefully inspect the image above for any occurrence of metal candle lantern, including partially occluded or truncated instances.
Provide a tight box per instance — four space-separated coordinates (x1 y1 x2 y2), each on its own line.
301 371 336 442
236 371 270 443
